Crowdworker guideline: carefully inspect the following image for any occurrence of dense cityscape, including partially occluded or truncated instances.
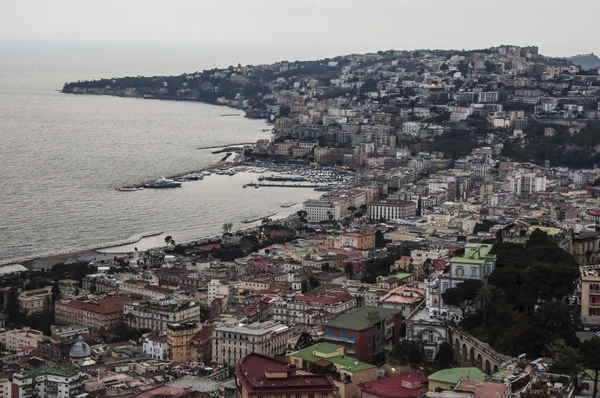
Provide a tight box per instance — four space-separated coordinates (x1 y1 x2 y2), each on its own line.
2 44 600 397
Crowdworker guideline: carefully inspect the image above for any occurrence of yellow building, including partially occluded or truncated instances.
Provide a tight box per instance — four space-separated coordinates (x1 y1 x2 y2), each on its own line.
288 343 377 398
167 322 201 363
581 265 600 325
19 287 52 314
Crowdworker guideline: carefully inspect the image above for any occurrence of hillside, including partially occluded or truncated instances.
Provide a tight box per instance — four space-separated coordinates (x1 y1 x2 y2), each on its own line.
568 53 600 69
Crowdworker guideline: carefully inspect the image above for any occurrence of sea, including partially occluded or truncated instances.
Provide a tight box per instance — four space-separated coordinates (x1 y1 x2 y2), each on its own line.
0 41 358 264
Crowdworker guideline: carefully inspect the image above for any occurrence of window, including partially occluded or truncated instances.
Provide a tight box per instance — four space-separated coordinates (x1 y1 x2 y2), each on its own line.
309 394 315 398
341 331 346 340
455 266 464 277
322 394 328 398
327 330 333 337
471 267 478 278
296 394 302 398
350 333 355 341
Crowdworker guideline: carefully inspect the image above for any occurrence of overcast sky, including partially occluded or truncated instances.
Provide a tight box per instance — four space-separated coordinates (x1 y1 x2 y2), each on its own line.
2 0 598 57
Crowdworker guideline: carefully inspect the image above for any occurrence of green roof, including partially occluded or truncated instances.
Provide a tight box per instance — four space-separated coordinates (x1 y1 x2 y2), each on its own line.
325 306 401 331
291 343 376 373
450 244 496 265
16 366 80 379
428 367 487 384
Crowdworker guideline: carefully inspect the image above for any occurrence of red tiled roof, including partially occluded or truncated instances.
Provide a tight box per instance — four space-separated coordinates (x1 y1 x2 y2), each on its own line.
191 324 215 342
360 373 428 398
236 353 336 394
59 296 130 314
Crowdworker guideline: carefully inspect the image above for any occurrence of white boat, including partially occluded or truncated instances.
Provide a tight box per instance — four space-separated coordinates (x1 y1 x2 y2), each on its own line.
144 177 182 188
181 173 204 181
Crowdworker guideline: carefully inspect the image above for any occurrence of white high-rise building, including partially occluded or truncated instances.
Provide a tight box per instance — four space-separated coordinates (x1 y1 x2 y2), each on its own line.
510 172 547 196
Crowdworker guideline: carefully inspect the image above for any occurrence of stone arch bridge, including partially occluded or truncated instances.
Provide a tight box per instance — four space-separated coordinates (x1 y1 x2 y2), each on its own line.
450 327 510 374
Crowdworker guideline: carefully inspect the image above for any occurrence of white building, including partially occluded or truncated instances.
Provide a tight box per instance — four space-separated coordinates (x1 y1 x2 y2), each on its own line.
0 327 44 352
303 199 341 222
426 244 497 322
123 301 201 331
478 92 499 103
208 279 230 304
367 200 416 221
212 320 293 366
13 367 86 398
402 122 421 135
510 172 547 196
142 332 168 360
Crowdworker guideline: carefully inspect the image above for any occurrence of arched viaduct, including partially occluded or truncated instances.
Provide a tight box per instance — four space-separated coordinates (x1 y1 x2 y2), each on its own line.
449 327 511 374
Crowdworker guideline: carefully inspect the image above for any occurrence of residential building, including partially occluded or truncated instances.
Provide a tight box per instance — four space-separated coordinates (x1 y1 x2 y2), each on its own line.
360 373 428 398
0 327 44 351
212 320 293 366
510 173 547 196
367 200 416 221
55 296 130 333
427 244 497 321
378 285 426 319
19 287 52 314
427 368 488 392
123 300 201 331
190 324 215 364
452 380 510 398
119 279 173 300
142 331 168 360
167 322 201 363
289 342 377 398
208 279 230 304
478 92 499 103
81 273 119 293
12 366 86 398
272 284 356 326
0 378 10 398
50 325 90 339
580 265 600 326
339 232 376 250
235 353 337 398
303 199 342 222
573 233 600 265
323 306 403 364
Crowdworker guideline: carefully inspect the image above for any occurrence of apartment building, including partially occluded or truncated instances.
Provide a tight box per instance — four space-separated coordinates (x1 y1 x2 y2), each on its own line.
119 279 173 300
272 284 356 326
510 172 547 196
303 199 341 222
54 296 130 333
0 327 44 351
212 320 293 366
338 232 376 250
581 265 600 326
208 279 230 304
367 200 416 221
123 300 201 331
142 331 168 360
167 322 201 363
378 285 427 319
13 366 86 398
81 274 119 293
235 353 336 398
323 307 403 365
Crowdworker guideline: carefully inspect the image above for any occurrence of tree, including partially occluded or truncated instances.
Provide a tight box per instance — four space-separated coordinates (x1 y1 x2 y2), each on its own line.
51 281 61 303
375 230 386 248
296 210 308 222
347 206 357 213
433 342 454 368
295 332 315 350
477 284 501 328
4 286 24 325
222 222 233 234
441 280 483 318
164 235 173 246
580 337 600 398
356 295 365 307
308 276 320 289
344 263 354 277
548 339 579 376
390 340 426 365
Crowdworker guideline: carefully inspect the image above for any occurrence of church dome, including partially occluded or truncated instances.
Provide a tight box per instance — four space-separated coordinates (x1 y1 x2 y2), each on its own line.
69 339 92 358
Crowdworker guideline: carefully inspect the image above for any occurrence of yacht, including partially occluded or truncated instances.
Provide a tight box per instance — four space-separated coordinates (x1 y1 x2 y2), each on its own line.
144 177 182 188
181 173 204 181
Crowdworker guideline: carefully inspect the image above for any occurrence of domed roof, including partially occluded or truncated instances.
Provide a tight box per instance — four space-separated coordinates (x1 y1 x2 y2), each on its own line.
69 338 91 358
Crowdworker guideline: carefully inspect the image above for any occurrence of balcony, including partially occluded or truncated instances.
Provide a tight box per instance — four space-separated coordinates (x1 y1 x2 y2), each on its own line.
325 335 356 343
589 302 600 308
589 290 600 295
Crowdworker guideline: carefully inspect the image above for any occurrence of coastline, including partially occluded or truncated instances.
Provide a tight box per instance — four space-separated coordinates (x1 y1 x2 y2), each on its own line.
0 231 164 270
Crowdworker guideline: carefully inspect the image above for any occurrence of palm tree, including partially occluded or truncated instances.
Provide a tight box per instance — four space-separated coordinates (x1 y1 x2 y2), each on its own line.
164 235 173 246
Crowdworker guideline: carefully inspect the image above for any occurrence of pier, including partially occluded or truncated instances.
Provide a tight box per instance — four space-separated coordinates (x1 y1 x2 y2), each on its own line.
245 182 327 188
